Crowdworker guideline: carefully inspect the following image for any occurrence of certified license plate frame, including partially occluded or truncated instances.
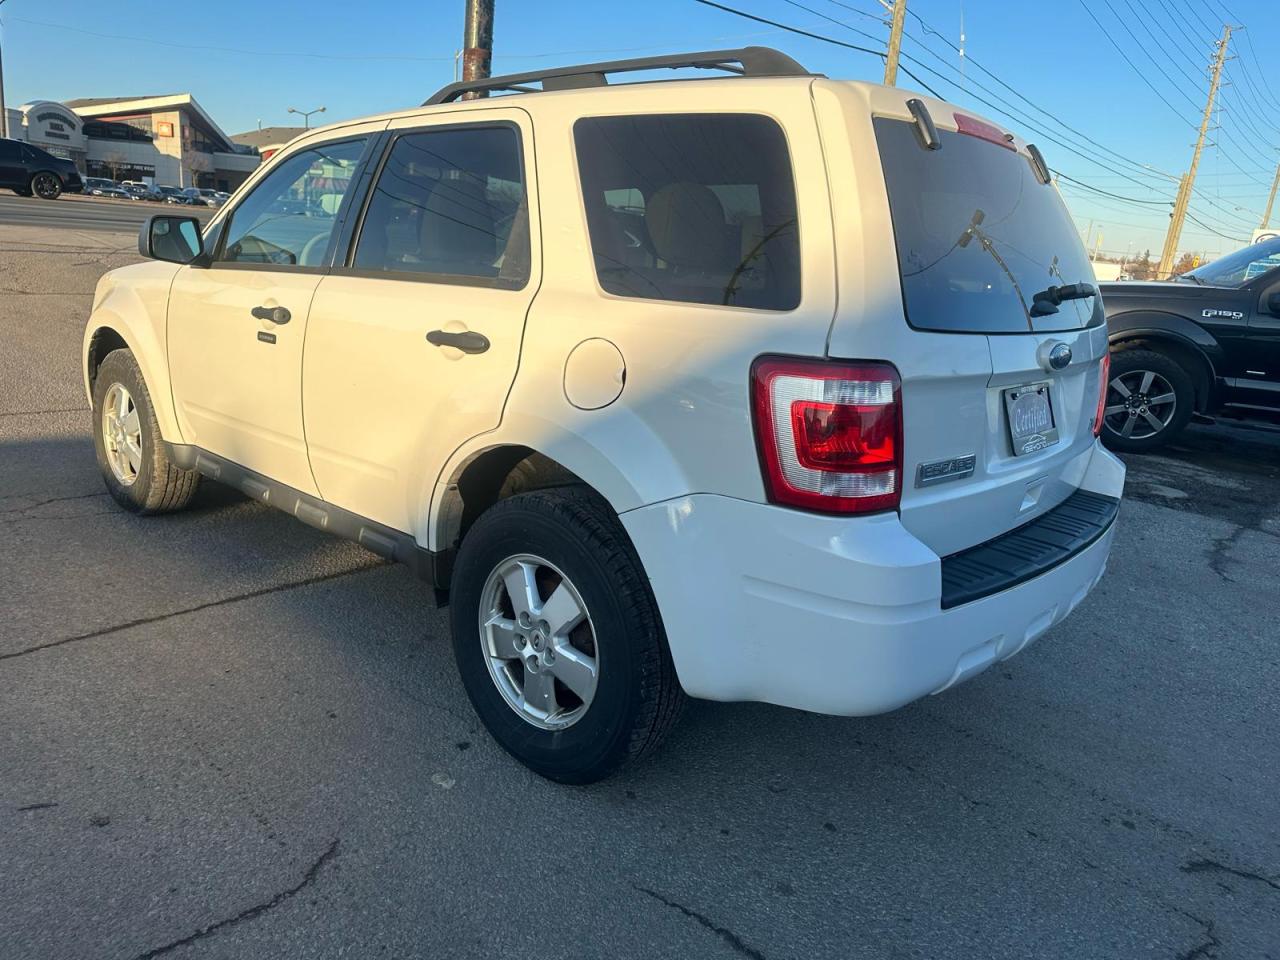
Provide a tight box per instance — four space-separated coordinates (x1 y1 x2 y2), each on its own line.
1003 382 1059 456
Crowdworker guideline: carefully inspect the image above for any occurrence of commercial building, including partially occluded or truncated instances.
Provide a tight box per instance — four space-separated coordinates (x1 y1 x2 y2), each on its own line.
3 93 260 191
230 126 307 162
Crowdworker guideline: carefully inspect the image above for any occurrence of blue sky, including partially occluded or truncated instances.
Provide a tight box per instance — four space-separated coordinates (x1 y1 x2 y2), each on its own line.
3 0 1277 257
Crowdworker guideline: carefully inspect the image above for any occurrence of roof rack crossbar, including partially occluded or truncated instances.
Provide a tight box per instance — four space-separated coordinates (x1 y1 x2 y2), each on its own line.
423 46 811 105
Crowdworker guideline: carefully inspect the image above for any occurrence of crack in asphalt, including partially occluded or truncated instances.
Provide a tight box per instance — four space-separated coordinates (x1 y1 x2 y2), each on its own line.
0 492 105 515
0 565 383 662
633 885 767 960
1207 525 1247 583
1173 909 1220 960
1182 858 1280 893
0 405 89 419
128 837 340 960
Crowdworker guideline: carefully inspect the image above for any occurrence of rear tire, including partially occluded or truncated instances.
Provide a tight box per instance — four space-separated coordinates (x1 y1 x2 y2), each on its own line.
92 348 200 514
449 488 684 784
1100 347 1194 452
30 172 62 200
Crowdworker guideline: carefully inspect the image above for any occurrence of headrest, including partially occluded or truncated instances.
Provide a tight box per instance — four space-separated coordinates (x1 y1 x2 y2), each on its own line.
420 175 496 267
645 182 731 272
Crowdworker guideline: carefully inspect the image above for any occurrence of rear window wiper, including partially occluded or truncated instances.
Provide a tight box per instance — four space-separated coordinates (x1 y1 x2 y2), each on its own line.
1029 282 1097 317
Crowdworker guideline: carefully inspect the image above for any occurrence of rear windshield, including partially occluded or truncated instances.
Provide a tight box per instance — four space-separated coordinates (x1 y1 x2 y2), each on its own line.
874 117 1100 334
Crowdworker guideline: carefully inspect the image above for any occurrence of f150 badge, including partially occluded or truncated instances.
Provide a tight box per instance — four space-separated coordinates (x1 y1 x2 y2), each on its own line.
1203 308 1244 320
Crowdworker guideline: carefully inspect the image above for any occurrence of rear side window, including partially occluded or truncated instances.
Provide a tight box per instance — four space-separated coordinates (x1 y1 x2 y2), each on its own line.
353 125 529 286
574 114 800 311
874 116 1100 334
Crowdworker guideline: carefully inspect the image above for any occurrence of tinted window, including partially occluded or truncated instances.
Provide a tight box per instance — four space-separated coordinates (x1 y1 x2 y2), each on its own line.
875 117 1100 334
1185 235 1280 286
353 126 529 285
219 138 365 267
0 140 18 162
574 114 800 311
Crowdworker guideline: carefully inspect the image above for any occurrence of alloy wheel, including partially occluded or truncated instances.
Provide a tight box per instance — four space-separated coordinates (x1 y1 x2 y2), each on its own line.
32 173 60 200
478 553 599 731
1103 369 1177 441
102 382 142 486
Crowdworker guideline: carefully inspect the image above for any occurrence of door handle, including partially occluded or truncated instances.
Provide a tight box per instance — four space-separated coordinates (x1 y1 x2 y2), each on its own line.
426 329 490 354
251 305 291 325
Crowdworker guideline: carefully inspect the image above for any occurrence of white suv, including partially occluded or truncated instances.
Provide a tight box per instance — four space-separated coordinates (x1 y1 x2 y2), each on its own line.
82 49 1125 783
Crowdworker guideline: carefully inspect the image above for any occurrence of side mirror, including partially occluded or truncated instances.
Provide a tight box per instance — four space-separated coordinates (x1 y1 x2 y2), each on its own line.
1267 291 1280 316
138 214 204 264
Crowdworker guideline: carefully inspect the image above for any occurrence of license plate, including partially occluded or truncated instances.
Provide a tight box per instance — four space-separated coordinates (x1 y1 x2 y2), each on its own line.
1004 383 1059 456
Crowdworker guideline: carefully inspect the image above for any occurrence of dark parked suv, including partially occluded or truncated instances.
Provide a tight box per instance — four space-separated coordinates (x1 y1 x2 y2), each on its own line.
1100 237 1280 450
0 137 83 200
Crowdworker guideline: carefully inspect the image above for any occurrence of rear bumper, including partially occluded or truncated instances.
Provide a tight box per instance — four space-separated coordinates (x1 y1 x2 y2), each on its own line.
620 441 1125 716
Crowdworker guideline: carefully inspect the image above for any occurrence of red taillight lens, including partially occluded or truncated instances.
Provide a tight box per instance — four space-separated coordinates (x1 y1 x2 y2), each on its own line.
1093 351 1111 437
751 357 903 514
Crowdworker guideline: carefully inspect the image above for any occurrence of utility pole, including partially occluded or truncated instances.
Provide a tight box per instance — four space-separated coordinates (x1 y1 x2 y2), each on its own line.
460 0 494 100
1158 24 1231 279
882 0 907 86
1261 160 1280 230
0 0 10 139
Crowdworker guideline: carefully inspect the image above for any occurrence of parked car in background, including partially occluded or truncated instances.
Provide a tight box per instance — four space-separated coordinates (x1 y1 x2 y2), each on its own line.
197 188 226 208
176 187 208 206
82 48 1124 783
121 182 161 201
84 177 131 200
0 137 83 199
1100 235 1280 450
153 185 184 203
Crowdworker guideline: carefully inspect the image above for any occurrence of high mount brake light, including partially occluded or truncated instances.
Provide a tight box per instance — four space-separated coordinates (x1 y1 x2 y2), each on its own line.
954 113 1017 151
751 357 903 514
1093 351 1111 437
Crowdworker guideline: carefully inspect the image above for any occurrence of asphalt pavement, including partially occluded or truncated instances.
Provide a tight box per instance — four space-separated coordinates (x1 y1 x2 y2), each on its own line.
2 205 1278 960
0 191 212 234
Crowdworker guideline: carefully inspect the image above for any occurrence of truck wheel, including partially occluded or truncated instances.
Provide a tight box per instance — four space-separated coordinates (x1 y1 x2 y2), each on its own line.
31 172 62 200
449 488 684 784
1100 347 1194 452
92 348 200 514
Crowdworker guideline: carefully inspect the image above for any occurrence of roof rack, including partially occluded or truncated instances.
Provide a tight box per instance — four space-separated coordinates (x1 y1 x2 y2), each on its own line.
423 46 812 106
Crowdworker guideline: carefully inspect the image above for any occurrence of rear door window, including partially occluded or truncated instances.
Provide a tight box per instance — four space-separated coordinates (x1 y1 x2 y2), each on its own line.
874 116 1100 334
574 113 800 311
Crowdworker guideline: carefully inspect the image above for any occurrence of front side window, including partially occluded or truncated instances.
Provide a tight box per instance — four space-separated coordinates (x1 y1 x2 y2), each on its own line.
219 138 366 267
352 125 529 285
574 113 801 311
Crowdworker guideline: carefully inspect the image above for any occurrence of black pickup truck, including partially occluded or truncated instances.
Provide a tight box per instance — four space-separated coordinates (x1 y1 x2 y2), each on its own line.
1100 236 1280 450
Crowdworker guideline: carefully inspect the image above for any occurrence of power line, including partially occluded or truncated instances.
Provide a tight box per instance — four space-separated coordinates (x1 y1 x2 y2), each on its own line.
901 5 1180 185
1116 0 1207 93
1094 0 1204 112
1075 0 1198 130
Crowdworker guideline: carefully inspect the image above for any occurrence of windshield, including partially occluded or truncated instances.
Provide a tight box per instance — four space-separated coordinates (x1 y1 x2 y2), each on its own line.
1184 236 1280 287
874 117 1101 334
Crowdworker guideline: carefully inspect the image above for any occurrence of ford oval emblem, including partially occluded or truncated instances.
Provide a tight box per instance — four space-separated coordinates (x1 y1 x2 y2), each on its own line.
1047 343 1072 371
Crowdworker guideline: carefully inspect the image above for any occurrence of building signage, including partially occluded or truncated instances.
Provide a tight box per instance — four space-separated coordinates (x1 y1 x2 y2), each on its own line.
157 121 174 137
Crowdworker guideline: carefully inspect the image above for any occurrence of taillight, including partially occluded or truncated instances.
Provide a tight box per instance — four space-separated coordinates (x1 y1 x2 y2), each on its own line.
751 356 903 514
1093 351 1111 437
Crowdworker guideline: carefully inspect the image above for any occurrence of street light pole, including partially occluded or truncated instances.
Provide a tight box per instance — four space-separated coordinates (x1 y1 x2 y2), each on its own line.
287 105 326 129
460 0 494 100
0 0 11 140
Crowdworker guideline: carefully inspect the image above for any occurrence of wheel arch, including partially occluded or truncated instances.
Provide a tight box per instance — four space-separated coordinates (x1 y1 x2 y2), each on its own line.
430 439 641 558
1107 312 1221 412
83 312 183 441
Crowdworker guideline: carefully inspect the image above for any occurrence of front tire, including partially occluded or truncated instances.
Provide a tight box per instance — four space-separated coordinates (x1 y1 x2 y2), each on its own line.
92 349 200 514
450 488 684 784
30 172 62 200
1100 347 1194 452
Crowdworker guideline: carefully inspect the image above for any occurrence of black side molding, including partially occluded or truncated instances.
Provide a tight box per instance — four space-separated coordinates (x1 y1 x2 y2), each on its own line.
164 443 452 595
940 490 1119 609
